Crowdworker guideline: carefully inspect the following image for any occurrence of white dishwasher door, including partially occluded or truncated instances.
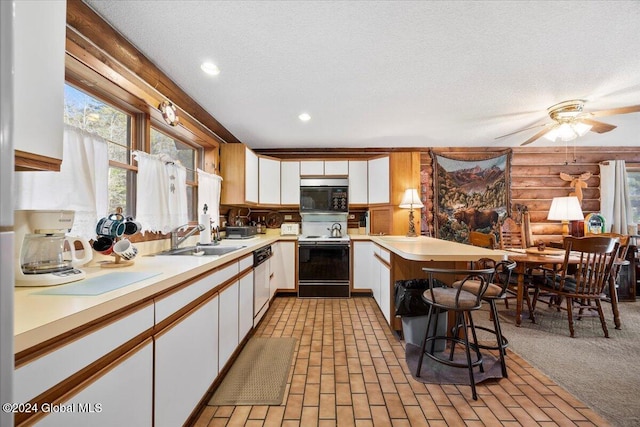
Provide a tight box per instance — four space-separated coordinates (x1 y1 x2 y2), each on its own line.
253 260 270 326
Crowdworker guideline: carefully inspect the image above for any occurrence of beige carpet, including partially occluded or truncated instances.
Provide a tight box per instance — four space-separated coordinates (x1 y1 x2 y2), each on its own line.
474 299 640 427
209 337 296 406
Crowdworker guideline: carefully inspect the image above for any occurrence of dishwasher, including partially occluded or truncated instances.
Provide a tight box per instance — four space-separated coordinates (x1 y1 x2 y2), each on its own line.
253 245 272 326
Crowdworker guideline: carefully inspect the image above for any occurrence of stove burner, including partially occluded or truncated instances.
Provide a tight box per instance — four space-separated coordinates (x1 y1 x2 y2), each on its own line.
305 235 322 238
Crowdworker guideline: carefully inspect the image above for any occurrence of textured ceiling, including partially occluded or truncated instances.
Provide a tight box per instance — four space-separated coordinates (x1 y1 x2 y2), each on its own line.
84 0 640 149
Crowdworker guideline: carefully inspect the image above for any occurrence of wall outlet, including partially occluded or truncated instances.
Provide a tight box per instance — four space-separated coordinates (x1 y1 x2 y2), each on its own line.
284 214 292 220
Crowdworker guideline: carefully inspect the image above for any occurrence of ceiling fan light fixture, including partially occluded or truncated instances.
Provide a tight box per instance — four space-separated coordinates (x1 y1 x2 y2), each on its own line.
543 127 560 142
573 121 592 136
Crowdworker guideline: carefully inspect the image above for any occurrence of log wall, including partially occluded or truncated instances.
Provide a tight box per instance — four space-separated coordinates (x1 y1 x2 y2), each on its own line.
421 146 640 243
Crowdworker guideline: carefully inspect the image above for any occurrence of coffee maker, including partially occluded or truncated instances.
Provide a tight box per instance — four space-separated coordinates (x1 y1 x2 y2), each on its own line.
14 210 93 286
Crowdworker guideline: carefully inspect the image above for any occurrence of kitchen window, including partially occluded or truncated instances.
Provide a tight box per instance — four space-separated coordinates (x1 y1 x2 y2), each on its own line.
64 83 136 215
150 128 199 221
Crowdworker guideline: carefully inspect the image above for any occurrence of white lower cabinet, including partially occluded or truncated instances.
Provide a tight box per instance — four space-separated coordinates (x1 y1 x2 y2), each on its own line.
219 281 240 372
271 241 296 292
379 259 391 324
154 295 219 427
239 270 254 342
353 241 373 290
371 245 391 324
34 339 153 427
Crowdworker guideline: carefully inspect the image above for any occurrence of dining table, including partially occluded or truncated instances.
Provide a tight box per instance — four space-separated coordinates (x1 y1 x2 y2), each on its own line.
507 245 625 329
505 248 580 327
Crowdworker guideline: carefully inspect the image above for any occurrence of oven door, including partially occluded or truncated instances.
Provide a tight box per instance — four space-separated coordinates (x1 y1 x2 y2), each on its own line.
298 242 349 282
298 242 350 297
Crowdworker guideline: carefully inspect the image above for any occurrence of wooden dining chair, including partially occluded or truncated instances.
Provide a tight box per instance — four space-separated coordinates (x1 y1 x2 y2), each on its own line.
499 217 525 250
469 231 497 249
535 236 619 337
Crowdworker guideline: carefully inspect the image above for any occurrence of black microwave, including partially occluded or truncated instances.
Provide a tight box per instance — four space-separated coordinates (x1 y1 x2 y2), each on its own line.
300 178 348 213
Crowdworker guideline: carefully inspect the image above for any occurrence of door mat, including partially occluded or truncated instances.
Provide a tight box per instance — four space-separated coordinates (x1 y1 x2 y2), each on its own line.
33 272 161 296
405 343 503 385
209 337 296 406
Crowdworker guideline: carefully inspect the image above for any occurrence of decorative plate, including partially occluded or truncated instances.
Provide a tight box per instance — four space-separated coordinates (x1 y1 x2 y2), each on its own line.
266 212 284 228
159 101 179 126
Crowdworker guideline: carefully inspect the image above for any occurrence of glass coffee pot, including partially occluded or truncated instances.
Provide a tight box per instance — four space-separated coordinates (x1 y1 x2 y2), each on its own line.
20 233 92 275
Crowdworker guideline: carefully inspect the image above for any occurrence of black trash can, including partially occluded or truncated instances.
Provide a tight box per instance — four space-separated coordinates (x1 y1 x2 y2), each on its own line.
394 279 447 350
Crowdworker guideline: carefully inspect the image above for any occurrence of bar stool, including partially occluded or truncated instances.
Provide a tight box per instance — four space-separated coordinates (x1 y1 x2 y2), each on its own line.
451 259 516 378
416 265 495 400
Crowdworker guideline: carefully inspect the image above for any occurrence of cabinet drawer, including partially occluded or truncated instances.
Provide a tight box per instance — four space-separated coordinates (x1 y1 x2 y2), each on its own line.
155 261 239 323
239 254 253 271
15 303 154 404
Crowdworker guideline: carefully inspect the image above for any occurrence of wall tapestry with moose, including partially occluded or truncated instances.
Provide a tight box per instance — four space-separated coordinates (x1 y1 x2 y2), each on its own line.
432 151 511 243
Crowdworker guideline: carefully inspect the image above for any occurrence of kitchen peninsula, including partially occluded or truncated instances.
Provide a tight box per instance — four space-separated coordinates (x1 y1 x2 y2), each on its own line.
352 235 507 331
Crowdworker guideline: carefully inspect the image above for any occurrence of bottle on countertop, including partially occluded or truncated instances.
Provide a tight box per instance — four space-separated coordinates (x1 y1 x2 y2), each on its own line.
256 218 262 234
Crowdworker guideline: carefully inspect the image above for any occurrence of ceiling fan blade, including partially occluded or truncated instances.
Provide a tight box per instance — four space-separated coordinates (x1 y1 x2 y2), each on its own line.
520 127 553 146
581 118 617 134
590 105 640 117
495 122 550 139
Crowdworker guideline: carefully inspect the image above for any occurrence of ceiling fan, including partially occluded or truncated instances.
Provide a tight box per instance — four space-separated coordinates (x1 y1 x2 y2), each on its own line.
496 99 640 146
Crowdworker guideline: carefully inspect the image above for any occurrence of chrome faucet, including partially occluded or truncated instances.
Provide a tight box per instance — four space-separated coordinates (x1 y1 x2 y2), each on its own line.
212 226 221 244
170 224 205 250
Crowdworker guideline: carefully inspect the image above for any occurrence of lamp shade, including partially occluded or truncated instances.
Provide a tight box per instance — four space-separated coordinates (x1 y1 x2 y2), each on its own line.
547 196 584 221
399 189 424 209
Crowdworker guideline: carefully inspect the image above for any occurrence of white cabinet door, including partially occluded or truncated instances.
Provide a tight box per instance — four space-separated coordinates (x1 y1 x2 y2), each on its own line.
239 271 254 342
254 259 270 326
259 156 281 204
155 296 219 427
219 281 240 371
34 340 153 427
281 161 300 205
14 0 65 163
372 248 381 307
300 160 324 176
368 156 390 204
379 260 391 324
353 241 373 290
324 160 348 175
271 242 296 291
245 148 259 204
348 160 368 205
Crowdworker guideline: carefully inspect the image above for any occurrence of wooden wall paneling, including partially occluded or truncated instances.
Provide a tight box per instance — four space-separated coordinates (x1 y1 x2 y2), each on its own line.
421 146 640 244
390 152 421 236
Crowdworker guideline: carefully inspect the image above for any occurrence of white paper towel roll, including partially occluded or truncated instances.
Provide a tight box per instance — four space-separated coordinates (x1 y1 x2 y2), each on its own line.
199 214 212 244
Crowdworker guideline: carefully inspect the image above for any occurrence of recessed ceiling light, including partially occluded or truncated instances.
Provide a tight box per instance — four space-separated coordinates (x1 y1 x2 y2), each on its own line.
200 62 220 76
298 113 311 122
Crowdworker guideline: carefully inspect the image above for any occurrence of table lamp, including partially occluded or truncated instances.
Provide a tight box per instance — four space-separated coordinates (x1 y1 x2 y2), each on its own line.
547 196 584 236
399 189 424 237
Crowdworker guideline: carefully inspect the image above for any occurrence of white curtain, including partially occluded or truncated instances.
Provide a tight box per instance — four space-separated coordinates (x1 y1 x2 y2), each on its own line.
133 151 188 234
197 169 223 227
600 160 634 233
15 125 108 239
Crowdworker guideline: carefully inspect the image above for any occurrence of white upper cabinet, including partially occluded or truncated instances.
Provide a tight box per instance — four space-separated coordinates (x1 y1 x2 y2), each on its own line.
280 161 300 205
367 156 390 204
14 0 66 171
348 160 368 205
300 160 324 176
300 160 349 176
324 160 348 175
258 156 281 205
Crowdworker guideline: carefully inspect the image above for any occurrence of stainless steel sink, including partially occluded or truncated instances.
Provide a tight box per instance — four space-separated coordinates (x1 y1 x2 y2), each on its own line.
155 245 246 256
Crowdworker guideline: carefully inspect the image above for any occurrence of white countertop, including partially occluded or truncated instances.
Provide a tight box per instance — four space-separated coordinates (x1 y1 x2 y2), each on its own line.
13 233 504 353
367 235 507 262
13 235 292 353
